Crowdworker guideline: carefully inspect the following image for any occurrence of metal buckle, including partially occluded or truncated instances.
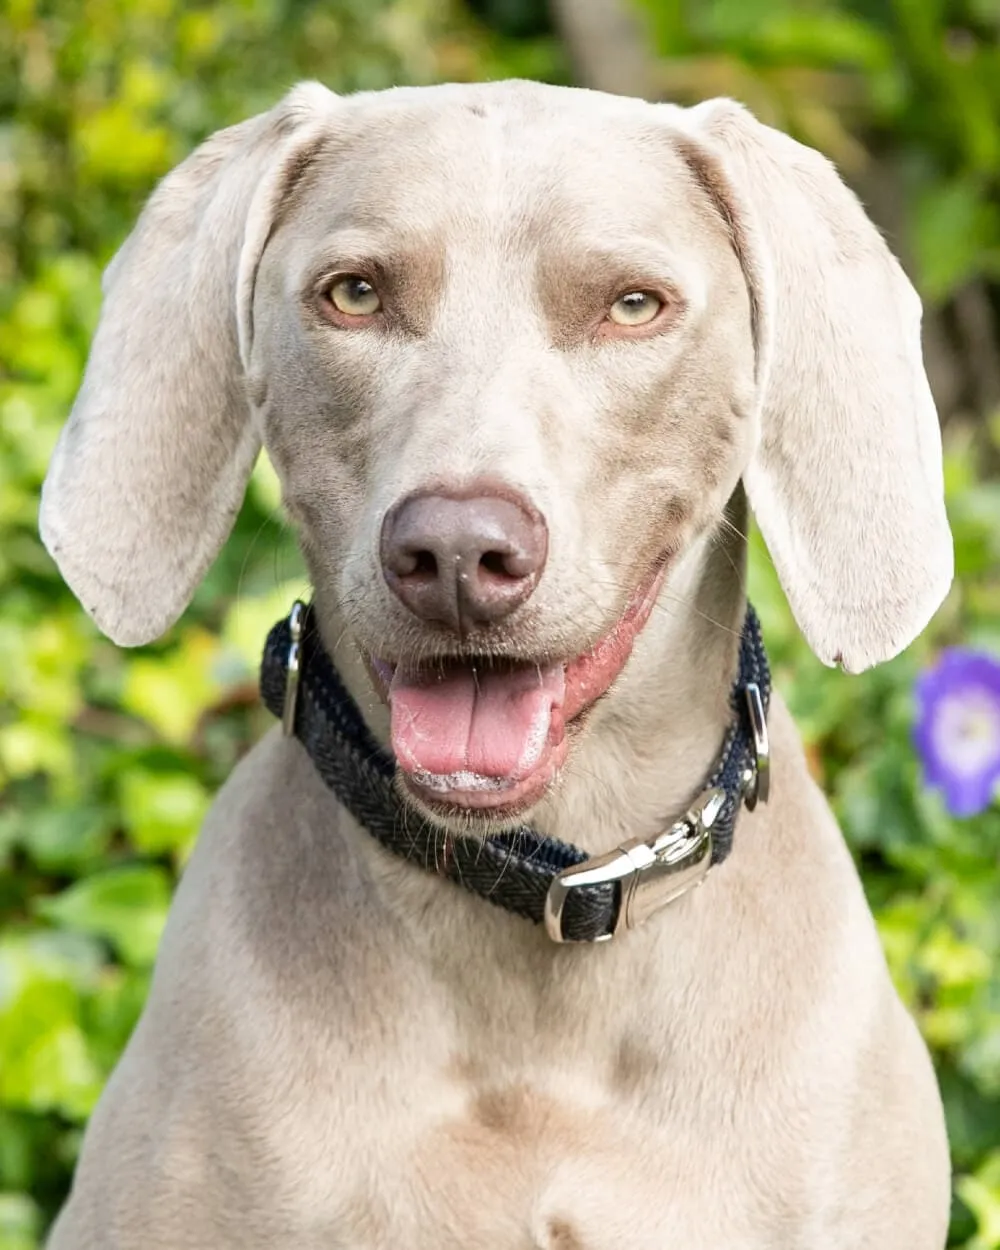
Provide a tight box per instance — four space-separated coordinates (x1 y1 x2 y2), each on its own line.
543 788 722 943
741 682 770 810
281 600 306 737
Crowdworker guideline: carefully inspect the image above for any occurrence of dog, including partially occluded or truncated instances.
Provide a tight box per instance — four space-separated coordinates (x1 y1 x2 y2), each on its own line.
40 79 954 1248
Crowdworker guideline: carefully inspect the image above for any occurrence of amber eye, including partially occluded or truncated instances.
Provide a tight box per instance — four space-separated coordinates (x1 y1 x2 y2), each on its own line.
327 276 381 317
607 291 662 327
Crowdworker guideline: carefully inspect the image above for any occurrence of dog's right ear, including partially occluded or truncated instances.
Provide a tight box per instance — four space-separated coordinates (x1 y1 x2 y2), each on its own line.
40 82 337 646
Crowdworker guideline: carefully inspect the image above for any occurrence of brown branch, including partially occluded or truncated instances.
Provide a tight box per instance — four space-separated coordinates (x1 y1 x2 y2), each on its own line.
548 0 656 97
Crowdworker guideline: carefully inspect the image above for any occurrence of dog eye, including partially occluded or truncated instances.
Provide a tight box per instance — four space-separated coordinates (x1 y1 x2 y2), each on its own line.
327 276 381 317
607 291 662 327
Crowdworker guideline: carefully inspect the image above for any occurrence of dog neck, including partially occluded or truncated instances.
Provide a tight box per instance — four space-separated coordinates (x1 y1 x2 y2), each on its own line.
323 493 748 859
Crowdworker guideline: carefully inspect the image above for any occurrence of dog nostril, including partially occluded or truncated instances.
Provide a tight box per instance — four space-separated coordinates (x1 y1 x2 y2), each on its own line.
410 550 438 579
479 550 515 579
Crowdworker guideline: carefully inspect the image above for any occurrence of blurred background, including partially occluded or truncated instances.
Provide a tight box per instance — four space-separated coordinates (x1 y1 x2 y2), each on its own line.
1 0 999 1245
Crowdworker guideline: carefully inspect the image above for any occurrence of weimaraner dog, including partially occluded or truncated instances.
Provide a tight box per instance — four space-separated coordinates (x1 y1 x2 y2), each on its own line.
41 80 953 1248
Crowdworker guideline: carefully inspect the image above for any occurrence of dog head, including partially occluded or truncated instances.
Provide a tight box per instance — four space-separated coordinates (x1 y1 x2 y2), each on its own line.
40 81 952 821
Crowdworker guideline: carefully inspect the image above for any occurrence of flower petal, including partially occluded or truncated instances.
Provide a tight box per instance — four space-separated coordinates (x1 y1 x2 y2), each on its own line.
941 770 1000 819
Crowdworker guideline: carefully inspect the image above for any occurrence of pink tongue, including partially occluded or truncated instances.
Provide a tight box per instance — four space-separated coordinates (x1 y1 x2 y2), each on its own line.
389 663 566 781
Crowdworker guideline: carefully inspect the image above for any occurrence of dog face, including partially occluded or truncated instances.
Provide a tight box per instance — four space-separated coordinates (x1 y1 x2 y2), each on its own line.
249 91 756 815
40 81 952 820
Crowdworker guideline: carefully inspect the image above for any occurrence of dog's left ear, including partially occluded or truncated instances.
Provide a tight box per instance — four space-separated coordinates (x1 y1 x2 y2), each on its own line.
672 99 953 673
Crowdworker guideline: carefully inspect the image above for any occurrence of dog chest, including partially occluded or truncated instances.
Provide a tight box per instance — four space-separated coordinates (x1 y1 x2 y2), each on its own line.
323 1078 805 1250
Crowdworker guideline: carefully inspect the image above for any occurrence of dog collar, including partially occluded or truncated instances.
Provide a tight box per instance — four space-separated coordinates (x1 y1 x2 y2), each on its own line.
260 602 771 943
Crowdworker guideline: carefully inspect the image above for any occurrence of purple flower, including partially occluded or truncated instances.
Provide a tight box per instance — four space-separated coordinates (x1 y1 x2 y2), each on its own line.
914 649 1000 818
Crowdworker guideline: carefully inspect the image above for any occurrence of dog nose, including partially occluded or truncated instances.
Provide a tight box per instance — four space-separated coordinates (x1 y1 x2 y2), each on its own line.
380 490 548 631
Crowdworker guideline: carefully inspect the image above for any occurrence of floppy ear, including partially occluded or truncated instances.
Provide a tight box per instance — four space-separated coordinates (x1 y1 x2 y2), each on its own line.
673 100 953 673
40 82 337 646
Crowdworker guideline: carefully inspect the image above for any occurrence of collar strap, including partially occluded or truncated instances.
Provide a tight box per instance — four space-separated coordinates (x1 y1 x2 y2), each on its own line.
260 604 771 943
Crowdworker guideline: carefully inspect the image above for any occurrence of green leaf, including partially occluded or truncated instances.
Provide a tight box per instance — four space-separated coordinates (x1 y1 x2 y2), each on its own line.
121 630 224 745
911 178 1000 302
34 867 172 968
0 938 103 1120
19 806 113 875
117 768 209 857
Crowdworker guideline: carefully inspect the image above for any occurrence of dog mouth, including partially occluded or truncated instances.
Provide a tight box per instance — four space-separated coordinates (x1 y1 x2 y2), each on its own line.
368 560 668 816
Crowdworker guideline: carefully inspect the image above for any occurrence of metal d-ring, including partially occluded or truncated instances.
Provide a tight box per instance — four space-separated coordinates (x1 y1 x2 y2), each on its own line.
281 600 306 736
741 682 770 810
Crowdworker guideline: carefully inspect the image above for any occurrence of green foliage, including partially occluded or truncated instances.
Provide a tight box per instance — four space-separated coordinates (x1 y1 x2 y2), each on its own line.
1 1 998 1246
